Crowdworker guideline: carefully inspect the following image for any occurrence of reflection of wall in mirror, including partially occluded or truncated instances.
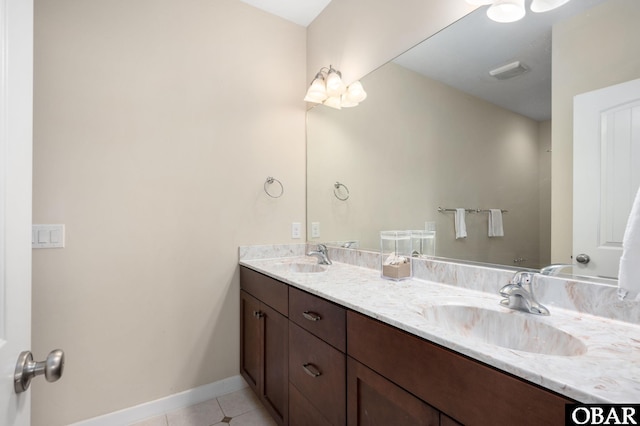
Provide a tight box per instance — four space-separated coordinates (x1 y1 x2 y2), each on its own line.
307 62 552 268
552 0 640 263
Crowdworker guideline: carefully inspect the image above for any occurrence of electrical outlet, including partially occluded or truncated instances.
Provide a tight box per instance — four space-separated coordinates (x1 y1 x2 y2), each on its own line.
291 222 302 239
311 222 321 238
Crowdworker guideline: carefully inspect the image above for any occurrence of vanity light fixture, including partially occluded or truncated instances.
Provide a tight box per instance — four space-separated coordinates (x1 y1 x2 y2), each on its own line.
466 0 572 23
304 65 367 109
325 67 346 97
303 71 329 104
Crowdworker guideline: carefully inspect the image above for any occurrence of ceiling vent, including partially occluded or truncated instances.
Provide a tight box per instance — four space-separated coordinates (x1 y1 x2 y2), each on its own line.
489 61 529 80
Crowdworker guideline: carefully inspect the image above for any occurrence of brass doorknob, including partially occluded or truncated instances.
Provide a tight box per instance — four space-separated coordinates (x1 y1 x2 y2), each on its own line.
14 349 65 394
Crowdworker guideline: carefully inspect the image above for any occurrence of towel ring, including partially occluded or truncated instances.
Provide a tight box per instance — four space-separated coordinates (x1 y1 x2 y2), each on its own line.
334 182 350 201
264 177 284 198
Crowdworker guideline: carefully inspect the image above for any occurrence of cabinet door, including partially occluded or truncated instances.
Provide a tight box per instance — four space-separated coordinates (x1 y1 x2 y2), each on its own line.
289 383 333 426
240 290 261 393
347 357 439 426
240 290 289 426
262 302 289 425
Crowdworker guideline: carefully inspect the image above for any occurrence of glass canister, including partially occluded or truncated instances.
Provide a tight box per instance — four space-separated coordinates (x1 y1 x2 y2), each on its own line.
380 231 412 280
410 229 436 258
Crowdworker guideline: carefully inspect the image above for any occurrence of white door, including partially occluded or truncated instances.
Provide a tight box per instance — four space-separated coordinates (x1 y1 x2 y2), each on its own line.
574 78 640 279
1 0 33 424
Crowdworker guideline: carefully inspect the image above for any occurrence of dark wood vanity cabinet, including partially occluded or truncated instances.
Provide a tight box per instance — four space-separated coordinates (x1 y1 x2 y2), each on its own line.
240 268 289 425
240 266 575 426
240 268 347 426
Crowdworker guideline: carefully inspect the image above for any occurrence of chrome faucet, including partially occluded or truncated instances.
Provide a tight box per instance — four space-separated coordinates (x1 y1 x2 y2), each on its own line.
540 263 573 276
499 271 550 315
307 244 332 265
341 241 358 249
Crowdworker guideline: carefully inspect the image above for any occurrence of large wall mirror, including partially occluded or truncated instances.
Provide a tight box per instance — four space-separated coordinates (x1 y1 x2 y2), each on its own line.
307 0 639 278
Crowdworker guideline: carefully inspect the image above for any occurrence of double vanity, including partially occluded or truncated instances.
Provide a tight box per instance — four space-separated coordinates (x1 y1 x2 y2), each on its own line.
239 244 640 425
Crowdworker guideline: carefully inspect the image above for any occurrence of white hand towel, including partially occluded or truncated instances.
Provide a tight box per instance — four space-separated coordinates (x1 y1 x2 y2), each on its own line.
488 209 504 237
618 186 640 297
455 208 467 239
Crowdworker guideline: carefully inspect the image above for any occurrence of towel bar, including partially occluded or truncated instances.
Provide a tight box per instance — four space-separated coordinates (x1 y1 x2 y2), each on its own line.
438 207 508 213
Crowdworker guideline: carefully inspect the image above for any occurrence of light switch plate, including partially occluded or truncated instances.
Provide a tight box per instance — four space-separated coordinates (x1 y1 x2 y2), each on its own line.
291 222 302 239
311 222 321 238
32 224 65 249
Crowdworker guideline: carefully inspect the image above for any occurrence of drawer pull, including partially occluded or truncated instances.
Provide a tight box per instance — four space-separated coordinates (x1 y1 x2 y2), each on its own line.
253 311 264 319
302 311 322 322
302 363 322 378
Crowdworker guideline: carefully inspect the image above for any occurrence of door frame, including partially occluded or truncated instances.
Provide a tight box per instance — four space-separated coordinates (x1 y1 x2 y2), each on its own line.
0 0 34 424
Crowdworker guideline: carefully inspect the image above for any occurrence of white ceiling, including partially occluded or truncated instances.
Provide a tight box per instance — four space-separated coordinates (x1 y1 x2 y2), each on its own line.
240 0 607 121
393 0 606 121
239 0 331 27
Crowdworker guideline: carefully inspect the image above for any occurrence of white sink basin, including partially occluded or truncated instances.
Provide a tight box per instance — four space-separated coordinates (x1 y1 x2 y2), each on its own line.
289 262 328 273
420 305 587 357
271 258 329 274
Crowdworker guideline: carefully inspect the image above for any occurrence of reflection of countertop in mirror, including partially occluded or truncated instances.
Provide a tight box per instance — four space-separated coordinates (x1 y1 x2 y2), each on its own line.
239 244 640 403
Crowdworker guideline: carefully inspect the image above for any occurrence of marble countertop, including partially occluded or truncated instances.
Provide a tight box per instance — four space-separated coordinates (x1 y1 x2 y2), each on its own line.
240 255 640 404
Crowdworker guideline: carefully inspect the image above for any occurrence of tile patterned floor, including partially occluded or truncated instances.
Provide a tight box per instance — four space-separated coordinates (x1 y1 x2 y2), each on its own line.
130 387 276 426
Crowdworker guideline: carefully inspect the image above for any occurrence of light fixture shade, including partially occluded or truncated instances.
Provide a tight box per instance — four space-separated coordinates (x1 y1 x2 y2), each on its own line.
530 0 571 13
326 68 346 97
465 0 493 5
304 76 328 103
487 0 526 23
345 81 367 103
340 94 359 108
323 96 342 110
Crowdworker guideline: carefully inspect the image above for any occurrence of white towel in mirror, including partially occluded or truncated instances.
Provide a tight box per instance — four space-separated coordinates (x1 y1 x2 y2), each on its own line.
488 209 504 237
455 208 467 239
618 186 640 298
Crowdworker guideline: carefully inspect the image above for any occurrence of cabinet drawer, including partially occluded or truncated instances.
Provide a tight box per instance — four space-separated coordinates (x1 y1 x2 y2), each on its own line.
289 322 346 425
289 287 346 351
240 266 288 316
347 311 573 426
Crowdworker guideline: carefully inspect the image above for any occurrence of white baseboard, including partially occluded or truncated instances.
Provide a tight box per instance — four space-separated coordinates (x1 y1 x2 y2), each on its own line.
69 375 247 426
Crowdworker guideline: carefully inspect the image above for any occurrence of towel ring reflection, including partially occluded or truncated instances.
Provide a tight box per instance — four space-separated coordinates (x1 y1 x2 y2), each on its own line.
264 177 284 198
334 182 350 201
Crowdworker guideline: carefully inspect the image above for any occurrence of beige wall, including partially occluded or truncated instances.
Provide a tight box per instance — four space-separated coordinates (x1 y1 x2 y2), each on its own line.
308 63 544 268
32 0 306 424
307 0 475 85
551 0 640 262
31 0 497 423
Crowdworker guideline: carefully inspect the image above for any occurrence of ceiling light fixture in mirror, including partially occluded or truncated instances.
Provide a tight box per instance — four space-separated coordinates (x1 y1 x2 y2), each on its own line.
468 0 572 23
